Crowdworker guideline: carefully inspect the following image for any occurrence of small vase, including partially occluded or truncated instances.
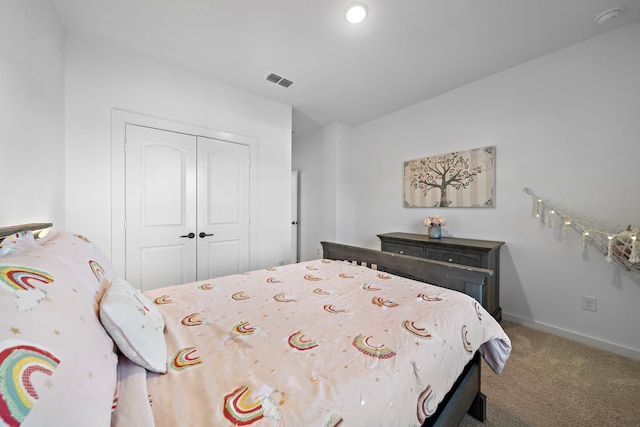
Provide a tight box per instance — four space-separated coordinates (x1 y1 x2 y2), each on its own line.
428 224 441 239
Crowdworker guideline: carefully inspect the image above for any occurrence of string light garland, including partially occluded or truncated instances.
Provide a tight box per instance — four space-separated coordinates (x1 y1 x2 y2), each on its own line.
524 187 639 272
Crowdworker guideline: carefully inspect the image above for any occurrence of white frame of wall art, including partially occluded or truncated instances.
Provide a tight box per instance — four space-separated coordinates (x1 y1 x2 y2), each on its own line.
403 146 496 208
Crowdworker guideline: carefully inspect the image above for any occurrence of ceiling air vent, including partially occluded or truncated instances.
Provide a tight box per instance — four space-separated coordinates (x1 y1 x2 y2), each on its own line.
266 73 294 88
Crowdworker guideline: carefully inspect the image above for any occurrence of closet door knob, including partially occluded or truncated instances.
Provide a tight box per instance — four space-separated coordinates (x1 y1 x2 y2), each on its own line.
199 232 214 238
180 233 195 239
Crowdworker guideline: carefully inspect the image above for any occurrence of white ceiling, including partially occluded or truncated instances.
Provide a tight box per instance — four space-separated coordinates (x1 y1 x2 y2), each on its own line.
51 0 640 135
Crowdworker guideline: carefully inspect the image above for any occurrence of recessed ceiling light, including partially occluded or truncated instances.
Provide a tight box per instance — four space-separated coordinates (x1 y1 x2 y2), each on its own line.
595 7 623 24
345 2 368 24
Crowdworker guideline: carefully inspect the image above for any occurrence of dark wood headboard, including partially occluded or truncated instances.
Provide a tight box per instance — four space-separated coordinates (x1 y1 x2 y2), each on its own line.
321 241 492 303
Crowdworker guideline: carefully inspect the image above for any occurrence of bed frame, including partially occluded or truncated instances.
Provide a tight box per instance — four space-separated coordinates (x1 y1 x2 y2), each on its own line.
322 241 493 427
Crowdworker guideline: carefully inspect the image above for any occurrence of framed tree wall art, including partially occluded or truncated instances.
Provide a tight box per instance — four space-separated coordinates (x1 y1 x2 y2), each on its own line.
403 146 495 208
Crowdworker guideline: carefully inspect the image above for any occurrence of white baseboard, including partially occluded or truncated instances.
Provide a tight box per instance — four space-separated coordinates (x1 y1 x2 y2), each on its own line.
502 312 640 361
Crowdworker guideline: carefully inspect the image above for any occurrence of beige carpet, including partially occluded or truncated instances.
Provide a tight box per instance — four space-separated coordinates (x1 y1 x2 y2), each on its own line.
460 321 640 427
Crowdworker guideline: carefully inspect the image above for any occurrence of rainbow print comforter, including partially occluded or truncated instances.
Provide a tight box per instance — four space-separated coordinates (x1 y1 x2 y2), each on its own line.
112 259 511 427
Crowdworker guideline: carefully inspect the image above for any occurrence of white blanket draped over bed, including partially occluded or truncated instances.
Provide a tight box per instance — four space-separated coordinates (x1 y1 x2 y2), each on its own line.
113 259 511 427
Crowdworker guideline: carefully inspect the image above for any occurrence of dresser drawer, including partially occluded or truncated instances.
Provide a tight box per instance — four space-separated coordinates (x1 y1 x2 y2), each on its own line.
425 248 483 268
381 242 424 257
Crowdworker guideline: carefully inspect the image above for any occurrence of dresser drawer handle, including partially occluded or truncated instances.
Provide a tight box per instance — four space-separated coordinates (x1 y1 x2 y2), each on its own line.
399 251 404 254
448 258 453 263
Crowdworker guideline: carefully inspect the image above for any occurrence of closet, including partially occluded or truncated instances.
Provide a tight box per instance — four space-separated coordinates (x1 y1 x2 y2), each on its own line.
124 124 250 291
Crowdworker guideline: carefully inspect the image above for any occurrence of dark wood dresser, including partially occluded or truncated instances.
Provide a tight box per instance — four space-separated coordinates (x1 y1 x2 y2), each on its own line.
378 232 505 320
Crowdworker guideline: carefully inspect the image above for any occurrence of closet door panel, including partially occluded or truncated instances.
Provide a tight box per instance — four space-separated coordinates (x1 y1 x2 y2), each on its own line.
141 145 184 226
200 240 241 279
207 152 241 223
197 137 250 280
125 124 197 290
139 245 191 290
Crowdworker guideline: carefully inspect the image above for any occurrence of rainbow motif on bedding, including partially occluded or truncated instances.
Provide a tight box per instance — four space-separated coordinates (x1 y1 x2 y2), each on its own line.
72 234 92 244
181 313 203 327
273 292 296 303
352 334 396 359
223 385 265 426
132 293 151 315
416 384 437 424
88 260 106 282
402 320 432 339
305 266 318 271
111 380 120 412
0 266 54 292
232 291 250 301
361 283 381 291
376 273 391 280
266 277 281 284
233 321 255 336
2 231 30 242
338 273 353 278
417 293 443 302
73 234 97 250
288 331 318 351
461 325 474 354
372 296 398 308
473 300 483 321
323 304 346 314
326 414 344 426
312 288 330 296
197 282 213 291
303 274 321 281
0 339 60 426
153 295 172 305
0 266 53 310
171 346 201 371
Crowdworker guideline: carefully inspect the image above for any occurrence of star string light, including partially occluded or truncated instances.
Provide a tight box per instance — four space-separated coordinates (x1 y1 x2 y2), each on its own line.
523 187 639 271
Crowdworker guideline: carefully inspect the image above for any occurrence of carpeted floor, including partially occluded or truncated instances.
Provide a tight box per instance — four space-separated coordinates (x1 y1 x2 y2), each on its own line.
460 321 640 427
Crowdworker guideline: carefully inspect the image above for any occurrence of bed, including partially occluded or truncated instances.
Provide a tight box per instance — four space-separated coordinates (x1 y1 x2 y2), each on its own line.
0 226 510 427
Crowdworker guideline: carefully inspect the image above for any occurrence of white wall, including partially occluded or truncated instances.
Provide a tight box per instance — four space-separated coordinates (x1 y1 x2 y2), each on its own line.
295 22 640 358
64 36 292 271
0 0 65 228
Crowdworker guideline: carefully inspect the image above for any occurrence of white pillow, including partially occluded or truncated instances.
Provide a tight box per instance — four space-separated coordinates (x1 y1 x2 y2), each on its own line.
100 276 167 373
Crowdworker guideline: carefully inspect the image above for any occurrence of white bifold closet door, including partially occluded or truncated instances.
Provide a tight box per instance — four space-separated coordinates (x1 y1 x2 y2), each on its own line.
125 124 250 291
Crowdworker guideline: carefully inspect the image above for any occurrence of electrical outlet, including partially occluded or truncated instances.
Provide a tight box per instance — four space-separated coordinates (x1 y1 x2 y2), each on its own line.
582 295 597 312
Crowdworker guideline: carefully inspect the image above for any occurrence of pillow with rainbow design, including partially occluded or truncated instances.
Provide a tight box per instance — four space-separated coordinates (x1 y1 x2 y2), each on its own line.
0 232 118 426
